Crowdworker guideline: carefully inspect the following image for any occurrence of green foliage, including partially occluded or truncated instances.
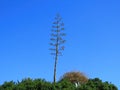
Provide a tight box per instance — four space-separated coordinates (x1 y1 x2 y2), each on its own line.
0 78 53 90
0 78 118 90
56 79 76 90
77 78 118 90
0 81 16 90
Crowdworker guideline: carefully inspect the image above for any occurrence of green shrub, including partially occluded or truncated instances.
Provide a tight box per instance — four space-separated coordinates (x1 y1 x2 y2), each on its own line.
0 78 118 90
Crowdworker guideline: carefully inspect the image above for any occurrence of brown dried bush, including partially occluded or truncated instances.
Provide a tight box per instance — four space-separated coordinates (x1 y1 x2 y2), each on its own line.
60 71 88 84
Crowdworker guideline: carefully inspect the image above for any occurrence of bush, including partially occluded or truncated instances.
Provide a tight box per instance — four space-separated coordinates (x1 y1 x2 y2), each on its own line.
0 78 118 90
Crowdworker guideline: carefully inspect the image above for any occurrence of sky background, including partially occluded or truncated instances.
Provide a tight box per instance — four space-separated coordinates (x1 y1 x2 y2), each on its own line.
0 0 120 89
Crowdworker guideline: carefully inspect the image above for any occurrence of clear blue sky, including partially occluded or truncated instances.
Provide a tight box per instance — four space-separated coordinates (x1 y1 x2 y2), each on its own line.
0 0 120 88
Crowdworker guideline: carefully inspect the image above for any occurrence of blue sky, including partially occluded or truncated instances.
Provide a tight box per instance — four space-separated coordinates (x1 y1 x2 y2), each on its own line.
0 0 120 88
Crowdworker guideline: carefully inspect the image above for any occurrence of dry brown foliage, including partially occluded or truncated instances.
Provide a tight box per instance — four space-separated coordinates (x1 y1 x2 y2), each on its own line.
60 71 88 84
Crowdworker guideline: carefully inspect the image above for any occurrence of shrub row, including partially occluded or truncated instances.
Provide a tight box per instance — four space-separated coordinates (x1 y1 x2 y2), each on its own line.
0 78 118 90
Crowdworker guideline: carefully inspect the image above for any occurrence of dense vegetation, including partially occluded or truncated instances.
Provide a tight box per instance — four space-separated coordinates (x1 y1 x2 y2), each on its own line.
0 78 118 90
